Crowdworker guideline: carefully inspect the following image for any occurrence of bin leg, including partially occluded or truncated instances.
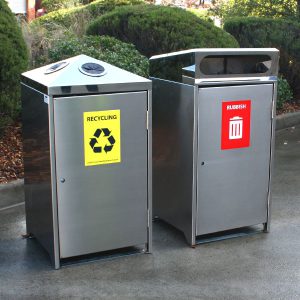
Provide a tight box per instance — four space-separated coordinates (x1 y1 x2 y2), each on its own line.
21 233 34 239
263 222 270 233
146 241 152 254
184 230 196 248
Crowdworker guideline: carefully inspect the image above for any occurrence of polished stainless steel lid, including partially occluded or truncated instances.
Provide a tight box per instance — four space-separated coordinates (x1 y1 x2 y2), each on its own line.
150 48 279 86
22 54 151 96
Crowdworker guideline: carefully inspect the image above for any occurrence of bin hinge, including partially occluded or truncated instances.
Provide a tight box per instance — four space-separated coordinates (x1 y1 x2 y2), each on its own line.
146 110 149 130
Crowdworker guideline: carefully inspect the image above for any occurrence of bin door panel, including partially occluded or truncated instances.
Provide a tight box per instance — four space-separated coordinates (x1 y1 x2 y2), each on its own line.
197 84 273 235
54 92 148 258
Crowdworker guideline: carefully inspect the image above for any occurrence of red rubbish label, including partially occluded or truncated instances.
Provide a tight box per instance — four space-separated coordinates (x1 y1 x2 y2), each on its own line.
221 100 251 150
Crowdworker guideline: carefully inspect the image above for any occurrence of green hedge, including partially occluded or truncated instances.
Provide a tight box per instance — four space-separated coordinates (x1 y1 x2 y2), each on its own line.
210 0 297 20
47 35 149 77
42 0 98 12
224 17 300 96
86 5 239 57
35 0 144 27
0 0 28 128
42 0 82 12
277 76 293 109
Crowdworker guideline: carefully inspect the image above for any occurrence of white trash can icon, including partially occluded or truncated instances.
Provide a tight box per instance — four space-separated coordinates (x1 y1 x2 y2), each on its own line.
229 116 243 140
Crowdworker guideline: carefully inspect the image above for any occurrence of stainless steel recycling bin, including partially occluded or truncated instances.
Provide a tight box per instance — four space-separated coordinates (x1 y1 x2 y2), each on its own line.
150 49 279 246
21 55 152 269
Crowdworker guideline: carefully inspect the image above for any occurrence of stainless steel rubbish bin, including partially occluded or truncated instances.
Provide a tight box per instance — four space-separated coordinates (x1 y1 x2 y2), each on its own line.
21 55 152 269
150 49 279 246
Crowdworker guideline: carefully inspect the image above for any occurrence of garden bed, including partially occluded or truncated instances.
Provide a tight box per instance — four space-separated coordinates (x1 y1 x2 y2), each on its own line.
277 101 300 115
0 121 23 183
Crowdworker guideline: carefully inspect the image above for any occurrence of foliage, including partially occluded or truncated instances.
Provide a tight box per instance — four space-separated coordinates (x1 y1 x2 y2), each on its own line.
211 0 297 20
277 76 293 109
22 21 74 68
42 0 97 12
86 0 144 14
34 0 144 27
48 35 149 77
0 114 12 136
224 17 300 96
188 8 212 21
42 0 82 12
86 4 239 57
0 0 28 129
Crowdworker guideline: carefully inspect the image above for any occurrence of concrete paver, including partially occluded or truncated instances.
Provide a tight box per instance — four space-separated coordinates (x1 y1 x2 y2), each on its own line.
0 126 299 299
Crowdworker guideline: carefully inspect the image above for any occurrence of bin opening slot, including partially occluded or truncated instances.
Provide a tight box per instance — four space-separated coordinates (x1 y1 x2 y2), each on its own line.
79 62 106 77
199 55 272 76
44 61 69 74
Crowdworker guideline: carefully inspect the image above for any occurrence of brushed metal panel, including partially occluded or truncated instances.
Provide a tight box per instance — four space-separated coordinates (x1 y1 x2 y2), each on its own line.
54 92 148 258
264 82 277 232
152 79 195 242
21 84 55 261
146 90 153 253
197 84 273 235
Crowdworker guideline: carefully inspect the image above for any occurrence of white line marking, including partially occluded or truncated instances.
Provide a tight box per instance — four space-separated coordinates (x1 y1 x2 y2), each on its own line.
0 202 25 212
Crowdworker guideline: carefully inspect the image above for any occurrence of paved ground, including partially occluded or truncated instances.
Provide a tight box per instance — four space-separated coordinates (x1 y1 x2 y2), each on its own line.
0 126 300 300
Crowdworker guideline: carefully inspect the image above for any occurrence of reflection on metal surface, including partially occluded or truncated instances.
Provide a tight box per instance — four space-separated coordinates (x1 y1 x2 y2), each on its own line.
152 79 195 244
21 84 55 263
150 52 195 83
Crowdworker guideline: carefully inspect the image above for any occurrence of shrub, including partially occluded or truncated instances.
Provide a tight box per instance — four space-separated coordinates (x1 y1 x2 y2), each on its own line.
42 0 82 12
0 0 28 126
86 5 239 57
86 0 144 14
23 21 74 68
210 0 297 21
47 35 149 77
224 17 300 96
35 0 144 28
188 8 212 22
33 6 83 27
277 76 293 110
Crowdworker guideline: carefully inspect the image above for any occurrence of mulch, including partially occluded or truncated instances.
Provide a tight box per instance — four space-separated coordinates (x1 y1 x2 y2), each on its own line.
0 122 24 184
0 102 299 184
277 101 300 115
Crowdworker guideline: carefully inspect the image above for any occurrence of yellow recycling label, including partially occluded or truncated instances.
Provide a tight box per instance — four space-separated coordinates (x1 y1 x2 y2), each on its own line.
83 110 121 166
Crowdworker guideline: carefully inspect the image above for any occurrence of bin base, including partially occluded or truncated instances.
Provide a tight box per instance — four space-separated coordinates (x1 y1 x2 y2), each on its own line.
59 245 147 269
196 225 266 245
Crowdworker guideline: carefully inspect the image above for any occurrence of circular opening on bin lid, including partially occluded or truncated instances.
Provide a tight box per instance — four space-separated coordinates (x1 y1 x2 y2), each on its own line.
79 63 106 77
44 61 69 74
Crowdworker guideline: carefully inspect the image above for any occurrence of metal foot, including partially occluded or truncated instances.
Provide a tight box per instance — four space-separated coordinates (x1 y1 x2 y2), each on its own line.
184 230 196 247
263 222 270 233
21 233 34 239
146 242 152 254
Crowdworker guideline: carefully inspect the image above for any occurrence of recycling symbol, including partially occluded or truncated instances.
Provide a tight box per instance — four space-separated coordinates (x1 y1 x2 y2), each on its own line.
89 128 115 153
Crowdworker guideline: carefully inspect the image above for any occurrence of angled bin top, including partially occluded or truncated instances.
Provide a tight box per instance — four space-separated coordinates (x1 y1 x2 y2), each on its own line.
22 54 152 96
149 48 279 86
